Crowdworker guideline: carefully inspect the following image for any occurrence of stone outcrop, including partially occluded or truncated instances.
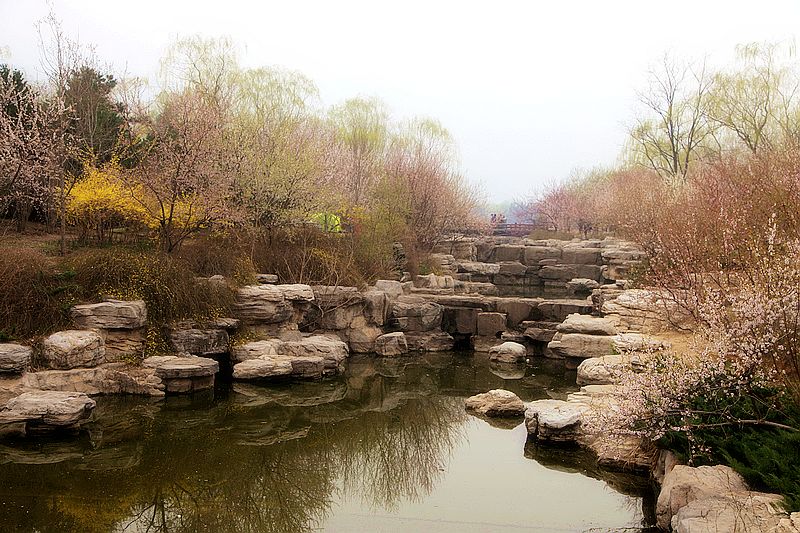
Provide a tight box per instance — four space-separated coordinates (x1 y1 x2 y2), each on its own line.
234 284 313 324
404 331 455 351
465 389 525 417
576 353 647 386
374 332 408 356
0 343 31 374
20 364 165 396
0 391 96 436
232 336 349 380
41 330 105 370
169 325 230 356
488 342 526 363
391 296 443 332
524 399 586 442
71 299 146 329
547 332 615 359
143 355 219 393
556 313 618 336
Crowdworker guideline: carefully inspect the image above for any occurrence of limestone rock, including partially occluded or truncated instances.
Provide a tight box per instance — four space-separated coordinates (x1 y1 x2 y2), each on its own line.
656 465 749 530
142 355 218 392
523 246 561 266
672 493 786 533
576 354 646 385
391 296 443 331
547 333 615 359
465 389 525 417
488 341 526 363
70 299 147 329
414 273 455 290
524 399 587 442
234 285 294 323
458 261 500 276
168 327 229 356
279 284 315 302
476 312 506 337
231 339 282 363
42 330 105 370
346 325 383 353
0 343 31 373
232 357 294 380
374 332 408 356
256 273 279 284
20 364 165 396
2 390 96 429
567 278 601 296
404 331 455 352
374 280 404 299
556 313 618 336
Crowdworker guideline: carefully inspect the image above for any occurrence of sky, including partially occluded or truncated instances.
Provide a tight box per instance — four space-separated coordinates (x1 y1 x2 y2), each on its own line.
1 0 799 203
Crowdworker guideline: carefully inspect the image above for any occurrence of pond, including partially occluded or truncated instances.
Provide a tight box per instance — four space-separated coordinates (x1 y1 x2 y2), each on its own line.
0 352 656 532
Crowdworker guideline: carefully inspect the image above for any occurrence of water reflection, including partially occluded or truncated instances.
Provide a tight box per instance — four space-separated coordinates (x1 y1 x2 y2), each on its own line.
0 353 649 532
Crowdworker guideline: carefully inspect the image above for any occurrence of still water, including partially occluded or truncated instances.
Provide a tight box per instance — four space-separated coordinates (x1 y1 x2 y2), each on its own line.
0 353 655 532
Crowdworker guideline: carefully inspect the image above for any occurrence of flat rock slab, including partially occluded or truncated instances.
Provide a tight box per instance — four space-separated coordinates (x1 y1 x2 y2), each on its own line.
232 357 294 380
547 333 615 359
0 343 32 373
71 299 147 329
465 389 525 417
143 355 219 379
556 313 618 336
525 399 587 442
232 335 349 380
41 330 105 370
2 390 96 428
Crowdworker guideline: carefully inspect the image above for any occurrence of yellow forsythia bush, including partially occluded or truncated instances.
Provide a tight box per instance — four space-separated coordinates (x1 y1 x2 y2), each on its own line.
68 162 148 242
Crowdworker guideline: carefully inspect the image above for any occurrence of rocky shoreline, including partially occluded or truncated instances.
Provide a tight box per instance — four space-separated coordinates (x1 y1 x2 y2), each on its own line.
1 235 797 531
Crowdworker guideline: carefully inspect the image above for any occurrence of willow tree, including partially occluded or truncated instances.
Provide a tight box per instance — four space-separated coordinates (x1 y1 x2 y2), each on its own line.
329 97 389 206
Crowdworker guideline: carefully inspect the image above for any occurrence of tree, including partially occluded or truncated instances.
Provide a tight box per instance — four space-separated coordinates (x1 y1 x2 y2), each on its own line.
123 90 233 253
329 97 389 206
0 64 63 231
629 56 716 183
708 42 800 154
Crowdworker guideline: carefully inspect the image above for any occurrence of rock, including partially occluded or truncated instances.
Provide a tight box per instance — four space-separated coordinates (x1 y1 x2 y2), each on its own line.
498 261 527 276
404 331 455 351
458 261 500 276
489 361 527 380
556 313 618 335
656 465 749 530
142 355 219 393
234 285 294 323
168 327 229 356
524 399 586 442
522 321 561 343
101 329 144 361
346 325 383 353
1 390 96 431
576 354 646 385
488 342 526 363
465 389 525 417
374 280 404 299
476 312 506 337
0 343 31 373
363 290 390 326
70 299 146 329
442 306 479 335
672 492 787 533
561 247 602 265
256 273 279 284
585 434 656 472
539 265 579 281
537 299 593 322
21 364 165 396
231 339 282 362
613 332 668 353
391 296 443 331
280 336 349 365
493 244 525 262
567 278 601 296
374 332 408 356
547 333 615 359
496 299 539 327
41 330 105 370
523 246 561 266
232 357 294 380
310 286 366 330
278 284 315 302
414 273 455 290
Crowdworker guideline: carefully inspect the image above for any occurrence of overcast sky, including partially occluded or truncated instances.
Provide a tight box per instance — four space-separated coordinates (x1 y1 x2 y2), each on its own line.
1 0 799 203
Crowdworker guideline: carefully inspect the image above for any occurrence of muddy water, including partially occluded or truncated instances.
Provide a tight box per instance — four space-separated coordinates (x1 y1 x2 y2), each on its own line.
0 353 655 532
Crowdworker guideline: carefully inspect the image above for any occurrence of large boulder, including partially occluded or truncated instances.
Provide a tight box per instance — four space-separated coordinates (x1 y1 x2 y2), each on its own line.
168 327 229 356
231 336 348 380
142 355 219 393
21 364 165 396
41 330 105 370
547 333 615 359
374 280 404 299
524 399 586 442
465 389 525 417
556 313 618 336
672 492 787 533
70 299 146 329
488 342 526 363
476 312 507 337
523 246 561 266
374 332 408 356
391 296 443 331
232 357 294 380
656 465 748 530
234 285 294 323
576 354 646 385
0 343 32 373
345 324 383 353
404 331 455 352
1 390 96 433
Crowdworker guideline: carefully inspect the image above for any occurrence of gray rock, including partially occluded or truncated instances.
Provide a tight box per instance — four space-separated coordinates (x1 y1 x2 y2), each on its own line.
21 364 165 396
256 273 279 284
374 332 408 356
556 313 618 335
392 296 443 331
2 390 96 428
70 299 146 329
232 357 294 380
234 285 294 323
488 342 526 363
374 280 404 299
524 399 586 442
404 331 454 352
0 343 31 373
169 327 229 356
523 246 561 266
142 355 218 393
547 333 615 359
465 389 525 417
41 330 105 370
